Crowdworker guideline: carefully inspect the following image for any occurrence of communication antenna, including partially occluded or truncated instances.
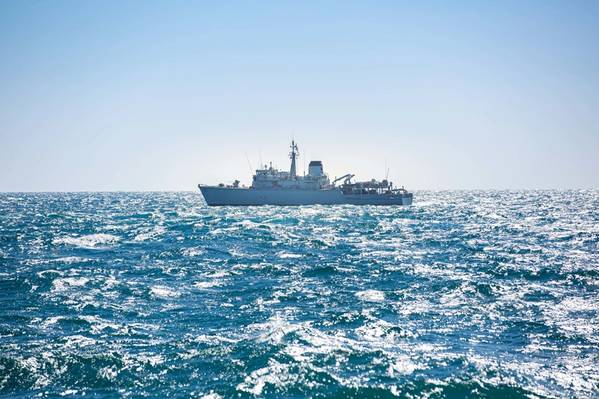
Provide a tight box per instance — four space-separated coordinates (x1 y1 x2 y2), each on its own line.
385 159 390 180
244 152 254 175
259 151 263 169
303 148 306 176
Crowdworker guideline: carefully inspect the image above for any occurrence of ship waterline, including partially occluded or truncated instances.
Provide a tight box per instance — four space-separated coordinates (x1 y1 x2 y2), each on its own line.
198 140 413 206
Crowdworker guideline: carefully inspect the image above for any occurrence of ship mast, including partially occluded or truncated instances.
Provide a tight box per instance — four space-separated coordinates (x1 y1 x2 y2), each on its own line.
289 140 299 178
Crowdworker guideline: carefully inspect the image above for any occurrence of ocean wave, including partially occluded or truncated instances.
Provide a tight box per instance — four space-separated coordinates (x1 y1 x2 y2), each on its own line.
1 191 598 398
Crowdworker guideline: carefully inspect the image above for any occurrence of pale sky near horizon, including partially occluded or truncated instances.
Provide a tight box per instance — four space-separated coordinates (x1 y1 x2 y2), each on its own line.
1 1 598 191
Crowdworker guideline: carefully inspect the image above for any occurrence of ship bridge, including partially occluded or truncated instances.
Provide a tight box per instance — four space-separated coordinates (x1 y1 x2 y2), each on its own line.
251 143 330 190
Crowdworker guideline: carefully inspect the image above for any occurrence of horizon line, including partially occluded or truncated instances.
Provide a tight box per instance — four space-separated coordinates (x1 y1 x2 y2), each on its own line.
1 188 597 194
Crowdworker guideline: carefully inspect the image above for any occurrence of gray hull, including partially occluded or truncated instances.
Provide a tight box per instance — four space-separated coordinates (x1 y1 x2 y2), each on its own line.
198 185 412 206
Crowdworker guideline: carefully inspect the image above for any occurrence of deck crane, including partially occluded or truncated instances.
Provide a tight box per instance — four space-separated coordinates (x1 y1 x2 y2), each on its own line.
332 174 355 186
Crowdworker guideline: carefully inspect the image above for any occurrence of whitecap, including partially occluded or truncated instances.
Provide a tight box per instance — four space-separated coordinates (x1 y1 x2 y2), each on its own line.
52 277 89 293
207 270 230 278
136 354 164 366
25 256 90 266
36 269 65 278
277 252 303 259
41 315 66 328
79 315 129 335
53 233 120 248
133 226 165 242
387 355 419 376
63 334 97 348
356 289 385 302
54 256 91 264
356 319 413 342
150 285 180 298
236 220 262 229
98 366 118 380
193 334 238 345
194 281 222 289
247 314 301 344
182 247 205 257
236 359 295 396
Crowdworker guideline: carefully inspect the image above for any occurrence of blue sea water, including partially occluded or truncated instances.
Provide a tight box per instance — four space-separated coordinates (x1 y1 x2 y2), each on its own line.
0 191 597 398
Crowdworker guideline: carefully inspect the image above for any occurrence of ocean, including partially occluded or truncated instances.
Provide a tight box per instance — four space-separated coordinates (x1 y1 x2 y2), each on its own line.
0 191 597 398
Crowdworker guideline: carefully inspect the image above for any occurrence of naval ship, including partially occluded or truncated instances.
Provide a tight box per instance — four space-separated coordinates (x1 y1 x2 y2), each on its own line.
198 141 413 206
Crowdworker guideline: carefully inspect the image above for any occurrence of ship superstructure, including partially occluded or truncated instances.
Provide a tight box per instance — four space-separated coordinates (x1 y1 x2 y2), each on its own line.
199 141 413 206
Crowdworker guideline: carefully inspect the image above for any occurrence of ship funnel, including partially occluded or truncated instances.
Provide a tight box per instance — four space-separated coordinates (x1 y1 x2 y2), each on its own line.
308 161 323 177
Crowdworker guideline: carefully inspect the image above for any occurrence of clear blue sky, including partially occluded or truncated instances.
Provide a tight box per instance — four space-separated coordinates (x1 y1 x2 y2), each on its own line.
1 1 598 191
